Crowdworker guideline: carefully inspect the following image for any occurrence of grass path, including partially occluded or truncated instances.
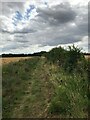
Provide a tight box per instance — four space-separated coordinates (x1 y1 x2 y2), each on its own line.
11 58 56 118
3 57 56 118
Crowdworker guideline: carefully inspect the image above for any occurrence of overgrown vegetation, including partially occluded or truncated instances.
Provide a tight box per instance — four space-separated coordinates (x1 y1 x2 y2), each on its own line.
45 45 86 72
2 45 89 118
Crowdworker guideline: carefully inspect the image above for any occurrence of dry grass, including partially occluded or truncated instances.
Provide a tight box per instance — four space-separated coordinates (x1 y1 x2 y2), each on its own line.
1 57 31 65
84 55 90 60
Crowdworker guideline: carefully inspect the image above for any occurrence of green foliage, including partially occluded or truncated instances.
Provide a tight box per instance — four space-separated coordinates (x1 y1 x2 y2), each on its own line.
49 72 88 118
45 45 85 72
49 86 71 115
64 45 84 72
45 46 67 65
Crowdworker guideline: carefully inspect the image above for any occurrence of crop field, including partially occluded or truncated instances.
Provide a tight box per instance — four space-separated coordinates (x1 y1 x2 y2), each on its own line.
1 57 31 65
84 55 90 60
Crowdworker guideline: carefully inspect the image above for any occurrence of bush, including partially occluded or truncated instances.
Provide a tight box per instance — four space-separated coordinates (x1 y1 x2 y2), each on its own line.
64 45 85 72
45 46 67 65
45 45 85 72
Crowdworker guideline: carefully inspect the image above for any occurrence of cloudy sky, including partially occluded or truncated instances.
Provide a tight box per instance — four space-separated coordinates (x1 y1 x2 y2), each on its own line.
0 0 89 54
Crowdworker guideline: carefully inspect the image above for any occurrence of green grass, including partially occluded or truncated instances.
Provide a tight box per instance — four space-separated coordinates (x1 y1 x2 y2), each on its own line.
2 56 88 118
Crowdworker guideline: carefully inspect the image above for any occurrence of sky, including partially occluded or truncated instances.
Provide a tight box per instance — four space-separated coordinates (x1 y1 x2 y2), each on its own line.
0 0 89 54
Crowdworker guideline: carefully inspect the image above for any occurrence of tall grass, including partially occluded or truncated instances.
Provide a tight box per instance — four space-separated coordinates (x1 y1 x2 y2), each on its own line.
45 45 88 118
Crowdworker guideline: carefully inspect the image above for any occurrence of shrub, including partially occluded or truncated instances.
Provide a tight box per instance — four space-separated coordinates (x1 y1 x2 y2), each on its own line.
45 46 67 65
45 45 85 72
64 45 85 72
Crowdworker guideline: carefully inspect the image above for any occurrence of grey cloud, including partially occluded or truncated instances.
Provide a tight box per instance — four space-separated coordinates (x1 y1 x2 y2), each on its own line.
2 43 19 52
36 2 76 25
88 2 90 36
15 34 24 38
14 28 36 34
14 35 29 43
2 42 29 52
25 16 87 46
38 34 82 47
1 28 36 34
1 2 24 16
43 36 81 46
77 22 88 34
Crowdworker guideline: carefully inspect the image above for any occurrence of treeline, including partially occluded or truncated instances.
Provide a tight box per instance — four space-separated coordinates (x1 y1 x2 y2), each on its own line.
0 47 90 58
84 53 90 55
0 51 47 58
